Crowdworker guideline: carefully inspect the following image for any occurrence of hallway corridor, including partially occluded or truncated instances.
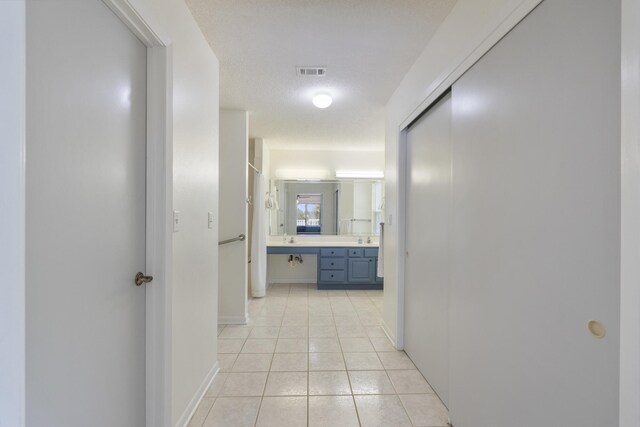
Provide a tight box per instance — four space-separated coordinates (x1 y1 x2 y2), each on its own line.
188 284 449 426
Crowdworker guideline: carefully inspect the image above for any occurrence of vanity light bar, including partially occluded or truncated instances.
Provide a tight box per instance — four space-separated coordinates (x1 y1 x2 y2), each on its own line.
335 170 384 179
275 169 330 180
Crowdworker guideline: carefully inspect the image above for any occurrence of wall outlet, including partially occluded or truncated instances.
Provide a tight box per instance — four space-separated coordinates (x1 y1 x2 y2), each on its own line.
208 212 214 229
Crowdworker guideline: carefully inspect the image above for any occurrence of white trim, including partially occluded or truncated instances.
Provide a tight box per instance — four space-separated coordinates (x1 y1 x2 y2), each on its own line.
175 363 220 427
394 0 542 361
145 45 174 427
399 0 543 130
620 0 640 425
218 315 249 325
382 321 397 350
268 279 316 285
100 1 172 426
395 129 408 351
0 2 26 426
102 0 165 46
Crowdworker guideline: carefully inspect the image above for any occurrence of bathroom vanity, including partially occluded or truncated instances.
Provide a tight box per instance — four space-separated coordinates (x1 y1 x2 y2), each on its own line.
266 177 384 289
267 243 383 290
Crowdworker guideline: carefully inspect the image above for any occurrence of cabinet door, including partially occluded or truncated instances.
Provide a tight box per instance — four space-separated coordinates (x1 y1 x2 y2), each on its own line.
348 258 374 282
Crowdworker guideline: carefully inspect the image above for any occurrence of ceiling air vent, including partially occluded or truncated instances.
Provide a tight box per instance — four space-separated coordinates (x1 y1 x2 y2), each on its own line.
297 66 326 77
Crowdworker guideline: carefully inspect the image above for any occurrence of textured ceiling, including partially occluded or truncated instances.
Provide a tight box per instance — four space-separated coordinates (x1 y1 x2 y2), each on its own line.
186 0 457 150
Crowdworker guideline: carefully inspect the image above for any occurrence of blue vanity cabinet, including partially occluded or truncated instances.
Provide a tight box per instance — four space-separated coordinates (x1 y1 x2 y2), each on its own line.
375 260 384 283
318 246 381 289
348 258 375 282
348 247 379 283
318 248 348 285
321 248 347 258
268 245 382 290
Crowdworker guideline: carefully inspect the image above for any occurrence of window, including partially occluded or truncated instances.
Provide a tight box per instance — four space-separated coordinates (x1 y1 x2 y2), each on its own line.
296 194 321 234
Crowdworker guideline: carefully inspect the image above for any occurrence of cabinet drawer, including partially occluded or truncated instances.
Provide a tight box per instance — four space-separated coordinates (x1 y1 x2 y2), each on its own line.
320 258 346 270
348 248 364 257
320 270 345 282
320 248 346 257
364 248 378 257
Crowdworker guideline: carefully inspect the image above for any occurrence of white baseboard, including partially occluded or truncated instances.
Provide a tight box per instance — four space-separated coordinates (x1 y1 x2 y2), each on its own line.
382 321 401 350
175 362 219 427
268 279 316 284
218 315 248 325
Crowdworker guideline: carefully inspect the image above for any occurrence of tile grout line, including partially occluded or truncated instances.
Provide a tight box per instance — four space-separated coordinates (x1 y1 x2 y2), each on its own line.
215 285 438 426
306 285 313 421
251 283 282 427
335 291 364 426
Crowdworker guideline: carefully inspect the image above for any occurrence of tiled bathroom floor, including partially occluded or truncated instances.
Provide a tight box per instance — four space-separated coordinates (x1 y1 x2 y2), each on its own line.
188 284 449 427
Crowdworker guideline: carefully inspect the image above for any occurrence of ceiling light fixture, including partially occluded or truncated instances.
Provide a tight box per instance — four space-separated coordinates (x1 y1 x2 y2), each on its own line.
312 93 333 109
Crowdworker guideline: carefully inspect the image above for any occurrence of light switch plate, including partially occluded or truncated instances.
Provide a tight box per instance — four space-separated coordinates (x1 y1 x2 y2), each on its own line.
208 212 214 229
173 211 180 232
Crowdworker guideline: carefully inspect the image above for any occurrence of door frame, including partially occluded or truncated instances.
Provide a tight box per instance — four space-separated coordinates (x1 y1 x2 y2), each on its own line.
101 1 173 426
620 0 640 424
0 2 27 426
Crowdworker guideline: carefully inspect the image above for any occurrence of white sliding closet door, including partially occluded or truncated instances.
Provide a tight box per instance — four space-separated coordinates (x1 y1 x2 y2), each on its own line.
448 0 620 426
405 92 452 406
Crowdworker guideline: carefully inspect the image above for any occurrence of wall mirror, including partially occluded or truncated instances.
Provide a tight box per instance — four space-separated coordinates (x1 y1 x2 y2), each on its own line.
268 179 384 236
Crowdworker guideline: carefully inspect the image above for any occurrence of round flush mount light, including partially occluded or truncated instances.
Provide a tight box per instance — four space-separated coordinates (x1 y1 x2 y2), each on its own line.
312 93 333 109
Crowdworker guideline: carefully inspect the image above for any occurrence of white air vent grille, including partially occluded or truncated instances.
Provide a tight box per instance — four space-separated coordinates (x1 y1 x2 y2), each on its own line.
297 67 326 77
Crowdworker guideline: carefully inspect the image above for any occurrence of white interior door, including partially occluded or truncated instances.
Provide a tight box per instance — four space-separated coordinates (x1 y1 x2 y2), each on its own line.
404 92 452 407
26 1 147 425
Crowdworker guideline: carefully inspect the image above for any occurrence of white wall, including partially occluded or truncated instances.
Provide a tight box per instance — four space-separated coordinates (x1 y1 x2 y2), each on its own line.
247 140 256 294
160 4 220 424
0 2 25 426
219 110 248 324
351 182 373 235
268 148 384 179
383 0 542 346
268 255 318 284
256 138 270 185
620 0 640 424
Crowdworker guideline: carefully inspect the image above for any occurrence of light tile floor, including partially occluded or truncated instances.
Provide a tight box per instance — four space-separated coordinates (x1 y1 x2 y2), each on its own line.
188 284 449 427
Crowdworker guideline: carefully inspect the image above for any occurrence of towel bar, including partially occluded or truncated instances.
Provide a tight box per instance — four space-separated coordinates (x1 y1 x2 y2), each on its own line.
219 234 246 245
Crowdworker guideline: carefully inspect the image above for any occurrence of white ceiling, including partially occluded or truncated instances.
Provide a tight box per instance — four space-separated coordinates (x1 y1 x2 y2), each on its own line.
186 0 457 151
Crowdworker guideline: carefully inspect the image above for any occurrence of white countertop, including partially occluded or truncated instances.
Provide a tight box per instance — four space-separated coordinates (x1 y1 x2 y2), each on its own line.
267 241 378 248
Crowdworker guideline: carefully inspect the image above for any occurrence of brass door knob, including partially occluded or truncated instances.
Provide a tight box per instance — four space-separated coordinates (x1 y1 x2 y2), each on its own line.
135 272 153 286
